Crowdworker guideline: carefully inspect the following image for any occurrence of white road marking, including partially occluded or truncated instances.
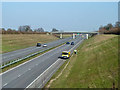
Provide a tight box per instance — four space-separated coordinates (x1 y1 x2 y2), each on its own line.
18 74 21 77
28 68 31 70
36 64 38 66
25 58 63 89
3 83 8 87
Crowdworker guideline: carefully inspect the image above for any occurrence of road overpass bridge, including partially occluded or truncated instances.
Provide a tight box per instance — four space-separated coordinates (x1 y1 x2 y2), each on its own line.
51 31 98 39
51 31 98 34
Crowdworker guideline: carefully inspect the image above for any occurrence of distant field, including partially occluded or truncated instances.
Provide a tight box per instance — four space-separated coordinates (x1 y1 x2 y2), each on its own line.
46 35 118 88
2 34 58 53
62 34 72 38
53 34 72 38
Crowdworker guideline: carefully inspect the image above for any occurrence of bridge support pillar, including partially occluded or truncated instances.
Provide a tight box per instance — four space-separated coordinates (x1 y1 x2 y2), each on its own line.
86 34 88 39
60 33 62 39
73 33 75 39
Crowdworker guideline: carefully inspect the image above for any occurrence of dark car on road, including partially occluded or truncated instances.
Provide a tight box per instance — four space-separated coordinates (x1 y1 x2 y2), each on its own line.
71 42 74 45
66 42 70 44
36 42 41 47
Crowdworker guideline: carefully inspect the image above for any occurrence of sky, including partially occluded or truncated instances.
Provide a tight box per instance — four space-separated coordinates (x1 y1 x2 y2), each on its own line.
2 2 118 32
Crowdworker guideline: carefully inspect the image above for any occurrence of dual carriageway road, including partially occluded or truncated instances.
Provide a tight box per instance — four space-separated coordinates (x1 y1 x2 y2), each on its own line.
1 36 84 88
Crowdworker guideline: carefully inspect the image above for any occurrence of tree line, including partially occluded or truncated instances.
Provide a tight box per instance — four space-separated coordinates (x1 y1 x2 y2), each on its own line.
0 25 59 34
99 21 120 35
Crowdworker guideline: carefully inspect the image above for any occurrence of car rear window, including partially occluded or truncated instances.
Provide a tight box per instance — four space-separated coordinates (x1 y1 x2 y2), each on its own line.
62 53 68 55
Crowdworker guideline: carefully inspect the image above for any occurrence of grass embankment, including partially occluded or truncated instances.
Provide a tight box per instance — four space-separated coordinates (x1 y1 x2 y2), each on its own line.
2 34 58 53
46 35 118 88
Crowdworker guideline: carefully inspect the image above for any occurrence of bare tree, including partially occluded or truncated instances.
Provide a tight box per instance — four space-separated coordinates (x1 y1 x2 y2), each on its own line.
115 21 120 28
104 23 113 30
51 28 59 32
7 28 13 34
34 28 44 32
18 25 32 32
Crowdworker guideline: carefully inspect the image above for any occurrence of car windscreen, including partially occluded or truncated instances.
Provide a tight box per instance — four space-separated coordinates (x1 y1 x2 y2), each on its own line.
62 53 68 55
37 43 41 45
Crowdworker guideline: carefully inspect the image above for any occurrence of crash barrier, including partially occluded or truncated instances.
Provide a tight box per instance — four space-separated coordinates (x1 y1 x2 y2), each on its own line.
0 44 64 69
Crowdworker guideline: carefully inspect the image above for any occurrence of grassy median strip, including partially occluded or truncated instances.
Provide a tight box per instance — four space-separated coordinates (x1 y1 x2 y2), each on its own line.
45 35 118 88
1 43 65 73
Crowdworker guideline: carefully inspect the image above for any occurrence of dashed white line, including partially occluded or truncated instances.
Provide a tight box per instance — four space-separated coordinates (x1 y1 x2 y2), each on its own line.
3 83 8 87
18 74 21 77
28 68 31 70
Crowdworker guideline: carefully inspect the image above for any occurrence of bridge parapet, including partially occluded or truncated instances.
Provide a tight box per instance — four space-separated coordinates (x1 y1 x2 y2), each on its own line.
51 31 98 34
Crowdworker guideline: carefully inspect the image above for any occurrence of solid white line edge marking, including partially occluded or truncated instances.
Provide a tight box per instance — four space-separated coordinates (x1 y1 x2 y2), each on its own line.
18 75 21 77
25 58 63 89
3 83 8 87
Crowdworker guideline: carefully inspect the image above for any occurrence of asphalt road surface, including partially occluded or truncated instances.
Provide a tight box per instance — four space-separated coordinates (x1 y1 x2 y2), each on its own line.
1 37 72 64
1 36 84 88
